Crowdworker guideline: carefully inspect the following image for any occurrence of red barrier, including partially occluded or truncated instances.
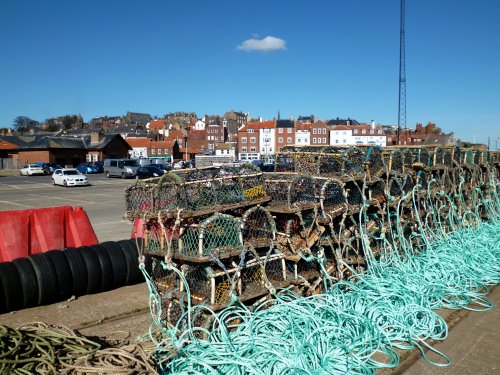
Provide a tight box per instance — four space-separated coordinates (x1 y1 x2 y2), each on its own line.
0 210 30 262
131 218 144 239
65 206 99 248
0 206 99 262
30 206 70 255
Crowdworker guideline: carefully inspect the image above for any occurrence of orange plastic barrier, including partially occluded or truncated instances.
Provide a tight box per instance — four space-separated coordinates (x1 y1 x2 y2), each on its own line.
0 206 99 262
131 218 144 239
0 210 30 262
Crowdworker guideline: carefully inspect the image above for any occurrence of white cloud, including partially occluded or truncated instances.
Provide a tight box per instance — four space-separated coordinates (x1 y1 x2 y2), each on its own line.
237 36 287 52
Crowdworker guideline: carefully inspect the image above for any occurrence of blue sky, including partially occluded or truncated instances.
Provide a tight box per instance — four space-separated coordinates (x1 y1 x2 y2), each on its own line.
0 0 499 144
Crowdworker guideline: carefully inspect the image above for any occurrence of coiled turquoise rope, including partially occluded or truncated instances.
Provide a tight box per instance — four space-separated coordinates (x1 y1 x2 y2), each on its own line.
141 176 499 374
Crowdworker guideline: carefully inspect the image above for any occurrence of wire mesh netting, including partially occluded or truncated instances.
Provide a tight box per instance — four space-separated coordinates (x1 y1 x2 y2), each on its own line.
242 206 276 248
320 179 347 218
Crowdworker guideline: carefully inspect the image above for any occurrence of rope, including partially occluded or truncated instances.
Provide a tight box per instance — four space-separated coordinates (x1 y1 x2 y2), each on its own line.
0 322 157 374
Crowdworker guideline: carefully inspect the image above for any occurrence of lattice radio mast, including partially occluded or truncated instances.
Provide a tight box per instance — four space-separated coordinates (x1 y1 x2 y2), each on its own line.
397 0 406 145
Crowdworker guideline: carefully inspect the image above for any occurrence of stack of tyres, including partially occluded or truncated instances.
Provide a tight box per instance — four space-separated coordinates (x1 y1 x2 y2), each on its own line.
0 239 144 313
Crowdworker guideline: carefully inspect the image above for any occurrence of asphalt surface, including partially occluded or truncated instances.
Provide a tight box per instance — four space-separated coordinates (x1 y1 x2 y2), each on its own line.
0 173 135 242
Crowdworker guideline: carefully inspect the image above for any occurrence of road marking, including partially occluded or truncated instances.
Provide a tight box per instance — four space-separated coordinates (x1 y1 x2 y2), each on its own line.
0 200 33 208
0 183 22 189
26 194 97 204
94 220 131 225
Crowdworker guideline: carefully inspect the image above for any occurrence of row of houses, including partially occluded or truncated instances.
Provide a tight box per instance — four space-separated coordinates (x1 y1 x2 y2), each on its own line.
1 111 454 168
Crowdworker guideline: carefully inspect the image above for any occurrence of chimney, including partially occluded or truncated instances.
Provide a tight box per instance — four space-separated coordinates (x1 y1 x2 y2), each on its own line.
91 133 103 143
371 120 375 130
290 114 294 121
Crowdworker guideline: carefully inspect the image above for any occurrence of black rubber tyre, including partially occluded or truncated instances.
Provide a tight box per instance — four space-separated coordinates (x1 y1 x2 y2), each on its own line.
45 250 74 300
100 241 128 288
79 247 103 294
12 258 39 308
0 262 24 312
62 247 88 297
90 245 114 292
117 239 143 285
29 253 58 305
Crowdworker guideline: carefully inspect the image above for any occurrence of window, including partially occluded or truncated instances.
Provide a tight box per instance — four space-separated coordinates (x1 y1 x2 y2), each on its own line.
298 138 301 143
164 149 168 154
250 137 256 143
343 139 346 143
157 149 162 155
241 147 247 152
92 154 98 162
278 128 283 133
287 137 292 143
86 154 92 162
322 138 326 144
370 129 374 134
353 129 358 134
262 148 265 152
269 147 273 152
335 139 339 144
322 128 326 134
287 128 292 133
248 129 254 133
313 138 317 144
241 137 247 143
278 137 283 143
378 129 382 134
151 149 155 155
362 129 366 134
250 147 256 152
215 136 218 141
313 129 317 134
343 131 346 135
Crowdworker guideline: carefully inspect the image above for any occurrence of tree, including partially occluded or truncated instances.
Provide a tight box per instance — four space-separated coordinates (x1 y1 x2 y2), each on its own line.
13 116 39 134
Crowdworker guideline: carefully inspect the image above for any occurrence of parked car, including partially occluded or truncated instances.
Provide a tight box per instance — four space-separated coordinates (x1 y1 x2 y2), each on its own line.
42 163 62 175
135 165 165 179
76 162 99 174
52 168 89 187
93 161 104 173
104 159 140 178
20 163 44 176
154 164 172 173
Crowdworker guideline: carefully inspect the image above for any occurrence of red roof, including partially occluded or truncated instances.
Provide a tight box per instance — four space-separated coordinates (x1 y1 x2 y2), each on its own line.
239 120 275 132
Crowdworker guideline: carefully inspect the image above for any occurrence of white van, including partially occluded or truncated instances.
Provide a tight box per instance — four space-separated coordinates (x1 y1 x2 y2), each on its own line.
103 159 140 178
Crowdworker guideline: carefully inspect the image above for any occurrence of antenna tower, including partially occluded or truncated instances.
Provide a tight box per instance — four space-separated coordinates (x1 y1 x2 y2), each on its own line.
397 0 406 145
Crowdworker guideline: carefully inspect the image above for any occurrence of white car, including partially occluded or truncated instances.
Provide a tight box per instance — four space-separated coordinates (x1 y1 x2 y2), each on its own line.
20 163 44 176
52 168 89 187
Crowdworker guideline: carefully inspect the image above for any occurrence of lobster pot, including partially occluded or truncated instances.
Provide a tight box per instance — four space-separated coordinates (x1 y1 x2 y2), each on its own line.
389 173 415 198
450 168 462 188
344 180 364 207
402 148 414 169
367 179 386 203
239 254 285 299
441 169 453 192
383 149 404 173
242 206 276 248
433 147 444 167
473 150 482 165
319 153 343 177
183 264 236 306
125 181 159 219
463 149 473 165
418 147 431 167
295 153 319 175
266 174 317 211
453 146 461 165
275 214 303 256
285 257 321 281
365 146 385 178
344 148 366 177
443 148 453 168
180 214 243 259
164 299 215 336
320 179 347 218
142 219 181 256
275 153 295 173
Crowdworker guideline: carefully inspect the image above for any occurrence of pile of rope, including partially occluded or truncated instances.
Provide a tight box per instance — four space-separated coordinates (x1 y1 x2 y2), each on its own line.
140 173 500 374
0 322 157 374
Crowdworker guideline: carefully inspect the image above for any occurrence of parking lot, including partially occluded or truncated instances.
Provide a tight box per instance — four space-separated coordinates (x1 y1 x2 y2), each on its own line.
0 174 136 242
